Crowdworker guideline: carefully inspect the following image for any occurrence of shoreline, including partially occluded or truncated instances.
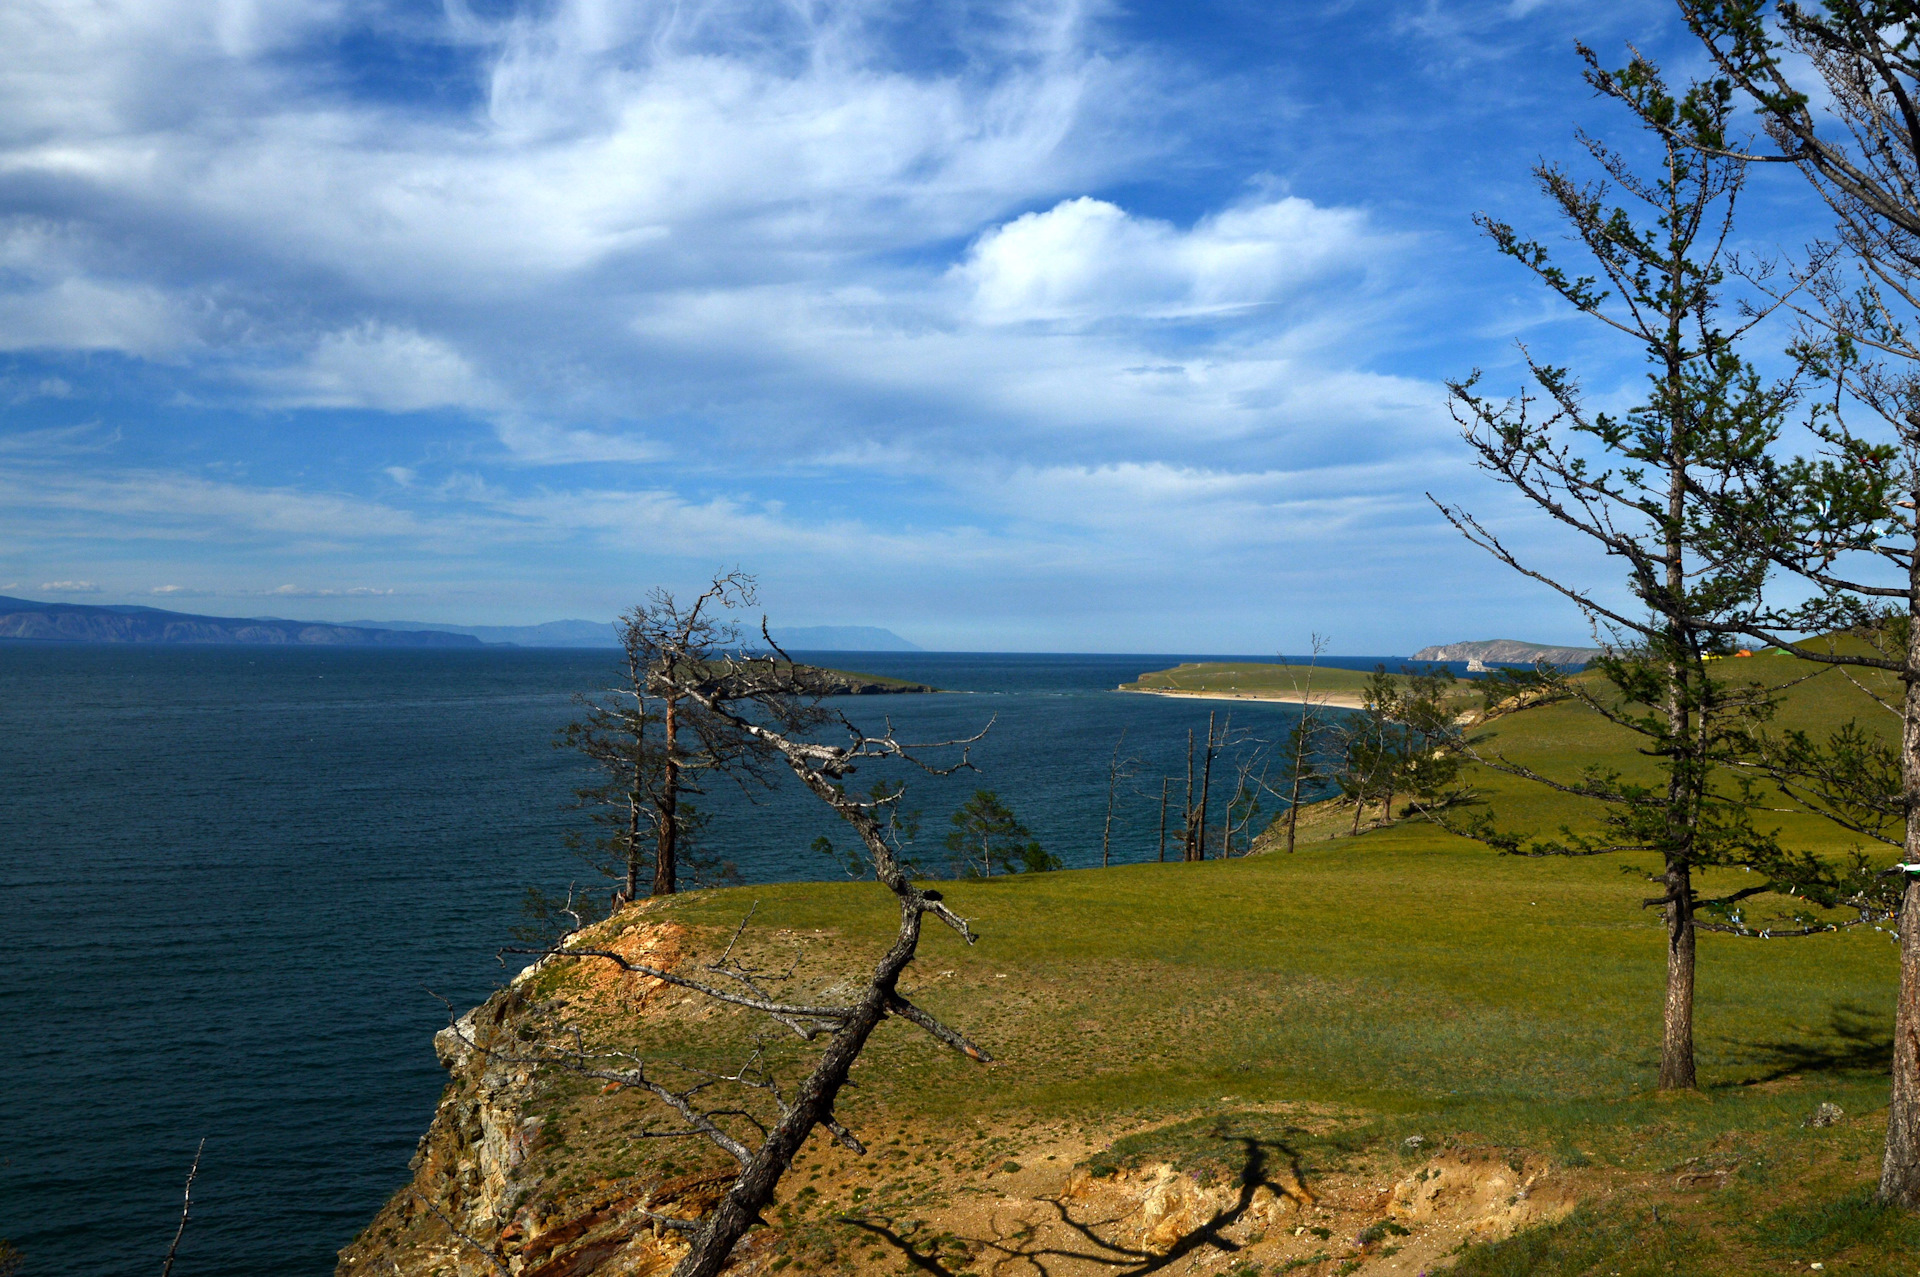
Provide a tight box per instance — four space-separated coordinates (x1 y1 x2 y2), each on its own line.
1117 686 1366 709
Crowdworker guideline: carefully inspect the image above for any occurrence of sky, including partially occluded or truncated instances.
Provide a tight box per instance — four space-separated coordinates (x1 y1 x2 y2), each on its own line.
0 0 1844 652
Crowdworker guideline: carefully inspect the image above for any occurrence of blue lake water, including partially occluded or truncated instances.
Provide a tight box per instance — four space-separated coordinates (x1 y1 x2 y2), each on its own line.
0 645 1436 1276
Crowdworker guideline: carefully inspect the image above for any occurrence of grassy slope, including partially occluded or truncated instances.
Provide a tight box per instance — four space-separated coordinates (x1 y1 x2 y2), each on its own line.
1120 661 1393 697
559 651 1912 1274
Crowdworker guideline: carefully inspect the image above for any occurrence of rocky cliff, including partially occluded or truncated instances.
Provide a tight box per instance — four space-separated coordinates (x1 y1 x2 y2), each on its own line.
338 905 1585 1277
1410 638 1602 666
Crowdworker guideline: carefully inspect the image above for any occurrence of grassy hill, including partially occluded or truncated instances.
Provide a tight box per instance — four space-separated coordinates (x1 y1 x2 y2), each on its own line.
342 648 1916 1277
1120 660 1395 701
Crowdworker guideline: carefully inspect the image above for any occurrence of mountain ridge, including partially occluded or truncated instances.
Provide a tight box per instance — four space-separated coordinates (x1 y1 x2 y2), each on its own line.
0 597 481 647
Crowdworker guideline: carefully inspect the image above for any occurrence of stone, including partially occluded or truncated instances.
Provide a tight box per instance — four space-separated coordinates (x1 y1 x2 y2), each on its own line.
1805 1102 1845 1128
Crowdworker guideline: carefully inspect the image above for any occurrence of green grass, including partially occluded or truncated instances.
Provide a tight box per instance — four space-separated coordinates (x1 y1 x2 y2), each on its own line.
1120 661 1399 697
542 654 1913 1274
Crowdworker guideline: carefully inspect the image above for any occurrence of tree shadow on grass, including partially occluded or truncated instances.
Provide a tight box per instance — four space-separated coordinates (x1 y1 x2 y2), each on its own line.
846 1135 1311 1277
1741 1002 1891 1082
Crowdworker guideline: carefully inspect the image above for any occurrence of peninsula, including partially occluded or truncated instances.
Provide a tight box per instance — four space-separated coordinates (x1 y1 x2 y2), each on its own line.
1118 661 1382 707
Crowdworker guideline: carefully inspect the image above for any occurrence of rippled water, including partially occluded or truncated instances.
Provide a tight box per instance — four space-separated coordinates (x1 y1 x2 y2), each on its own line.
0 645 1414 1276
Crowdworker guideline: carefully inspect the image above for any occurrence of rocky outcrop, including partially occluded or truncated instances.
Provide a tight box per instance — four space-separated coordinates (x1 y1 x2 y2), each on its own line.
334 917 778 1277
1386 1147 1578 1243
1411 639 1602 667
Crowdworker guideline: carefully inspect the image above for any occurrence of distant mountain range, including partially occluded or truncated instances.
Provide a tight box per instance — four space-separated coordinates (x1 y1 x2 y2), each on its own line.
1411 639 1604 666
0 596 923 651
0 597 480 647
344 618 618 647
348 620 923 651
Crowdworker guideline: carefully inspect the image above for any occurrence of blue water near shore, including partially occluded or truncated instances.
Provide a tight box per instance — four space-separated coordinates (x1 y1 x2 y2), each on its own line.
0 645 1445 1276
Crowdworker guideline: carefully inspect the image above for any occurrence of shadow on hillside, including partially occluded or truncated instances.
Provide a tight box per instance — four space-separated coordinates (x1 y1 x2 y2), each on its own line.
848 1135 1310 1277
1743 1002 1892 1081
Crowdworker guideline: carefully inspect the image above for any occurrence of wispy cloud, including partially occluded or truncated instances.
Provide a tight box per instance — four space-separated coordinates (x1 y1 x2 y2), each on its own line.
262 584 396 598
0 0 1726 647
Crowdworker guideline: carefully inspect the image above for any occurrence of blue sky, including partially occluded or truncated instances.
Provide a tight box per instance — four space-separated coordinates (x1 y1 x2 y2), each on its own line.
0 0 1836 651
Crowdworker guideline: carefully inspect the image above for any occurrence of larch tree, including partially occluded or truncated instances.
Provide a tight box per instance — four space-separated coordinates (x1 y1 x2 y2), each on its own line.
1432 59 1825 1090
1277 637 1337 853
944 790 1057 876
1607 0 1920 1203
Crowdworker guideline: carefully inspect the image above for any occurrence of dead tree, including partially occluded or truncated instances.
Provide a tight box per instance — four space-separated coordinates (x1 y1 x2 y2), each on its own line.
487 623 996 1277
1190 711 1220 861
1101 728 1139 868
159 1139 204 1277
1181 729 1197 860
621 574 779 898
1156 777 1170 862
1224 749 1273 856
1278 637 1334 853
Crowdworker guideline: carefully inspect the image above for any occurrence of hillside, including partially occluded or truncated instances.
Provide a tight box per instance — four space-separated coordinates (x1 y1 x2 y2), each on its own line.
0 596 481 646
340 651 1914 1277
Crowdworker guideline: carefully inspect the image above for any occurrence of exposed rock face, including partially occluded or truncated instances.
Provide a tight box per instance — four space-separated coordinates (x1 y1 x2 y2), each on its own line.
1410 639 1603 667
1386 1147 1577 1243
333 918 775 1277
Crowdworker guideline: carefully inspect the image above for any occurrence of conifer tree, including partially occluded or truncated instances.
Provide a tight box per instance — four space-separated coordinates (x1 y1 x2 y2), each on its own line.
1623 0 1920 1202
1433 60 1829 1089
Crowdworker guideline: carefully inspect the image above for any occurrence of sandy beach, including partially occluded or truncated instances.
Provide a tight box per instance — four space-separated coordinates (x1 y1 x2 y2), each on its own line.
1117 687 1367 709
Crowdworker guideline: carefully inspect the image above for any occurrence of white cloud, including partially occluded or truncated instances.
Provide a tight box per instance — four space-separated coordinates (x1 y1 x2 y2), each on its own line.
264 584 395 598
40 579 100 592
252 323 497 412
493 418 659 465
956 195 1381 323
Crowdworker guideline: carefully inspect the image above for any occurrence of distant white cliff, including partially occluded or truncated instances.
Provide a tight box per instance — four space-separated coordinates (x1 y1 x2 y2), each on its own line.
1411 639 1603 667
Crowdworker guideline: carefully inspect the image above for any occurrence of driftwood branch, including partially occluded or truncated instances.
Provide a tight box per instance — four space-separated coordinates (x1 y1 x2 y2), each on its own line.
159 1138 204 1277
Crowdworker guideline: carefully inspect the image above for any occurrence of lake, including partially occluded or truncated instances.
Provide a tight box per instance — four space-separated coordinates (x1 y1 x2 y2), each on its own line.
0 644 1422 1276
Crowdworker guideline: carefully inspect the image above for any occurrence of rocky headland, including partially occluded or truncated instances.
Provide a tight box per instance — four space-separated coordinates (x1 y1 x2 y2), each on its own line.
1409 638 1602 666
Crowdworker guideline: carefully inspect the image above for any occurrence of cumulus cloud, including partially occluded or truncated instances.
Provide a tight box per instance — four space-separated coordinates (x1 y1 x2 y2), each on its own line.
955 195 1381 323
39 579 99 592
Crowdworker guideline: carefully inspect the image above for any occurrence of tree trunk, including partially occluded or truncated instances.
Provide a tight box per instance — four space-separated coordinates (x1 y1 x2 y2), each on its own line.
654 695 680 897
1658 857 1698 1090
1285 726 1305 854
1183 730 1196 861
625 786 644 901
1884 867 1920 1205
1656 316 1697 1092
671 903 924 1277
1157 778 1169 863
1881 584 1920 1204
1193 712 1216 862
